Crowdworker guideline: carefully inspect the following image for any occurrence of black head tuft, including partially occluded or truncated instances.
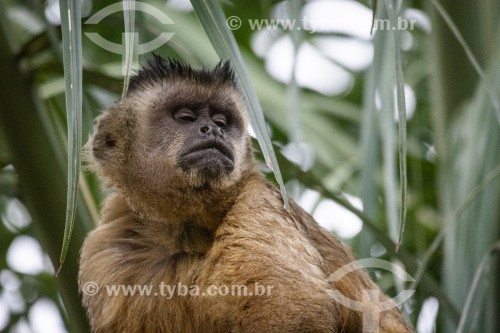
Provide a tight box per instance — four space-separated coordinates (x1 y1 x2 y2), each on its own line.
127 54 236 93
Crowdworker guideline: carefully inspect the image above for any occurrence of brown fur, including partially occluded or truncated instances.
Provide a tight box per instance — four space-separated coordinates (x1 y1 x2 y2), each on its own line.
79 56 412 333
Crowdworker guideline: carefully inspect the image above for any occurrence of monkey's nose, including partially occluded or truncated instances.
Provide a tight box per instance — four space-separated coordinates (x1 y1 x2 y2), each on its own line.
200 125 224 137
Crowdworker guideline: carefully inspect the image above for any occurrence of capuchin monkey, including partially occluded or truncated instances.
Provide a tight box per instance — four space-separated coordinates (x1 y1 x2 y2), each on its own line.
79 55 412 333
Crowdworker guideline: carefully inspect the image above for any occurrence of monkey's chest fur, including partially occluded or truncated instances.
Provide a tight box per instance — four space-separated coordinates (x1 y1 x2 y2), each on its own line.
79 183 339 333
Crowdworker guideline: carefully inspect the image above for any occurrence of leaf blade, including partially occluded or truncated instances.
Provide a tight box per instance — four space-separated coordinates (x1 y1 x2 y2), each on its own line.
57 0 83 274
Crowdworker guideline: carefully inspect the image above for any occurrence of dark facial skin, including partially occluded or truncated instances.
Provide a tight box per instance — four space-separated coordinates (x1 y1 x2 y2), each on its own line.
174 104 238 181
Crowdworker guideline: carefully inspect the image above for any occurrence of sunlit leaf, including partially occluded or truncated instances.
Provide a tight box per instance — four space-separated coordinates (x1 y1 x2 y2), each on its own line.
122 0 136 96
385 0 408 250
58 0 83 274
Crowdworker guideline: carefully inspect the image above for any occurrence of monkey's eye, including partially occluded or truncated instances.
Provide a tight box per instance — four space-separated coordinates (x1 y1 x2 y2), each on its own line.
212 115 227 128
174 109 197 123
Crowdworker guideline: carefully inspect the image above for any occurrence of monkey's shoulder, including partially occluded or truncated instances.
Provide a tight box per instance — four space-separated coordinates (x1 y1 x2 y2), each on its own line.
224 177 321 239
223 177 358 273
215 178 325 267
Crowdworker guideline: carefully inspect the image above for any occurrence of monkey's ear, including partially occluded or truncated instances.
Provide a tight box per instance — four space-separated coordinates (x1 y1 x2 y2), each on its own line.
90 113 118 162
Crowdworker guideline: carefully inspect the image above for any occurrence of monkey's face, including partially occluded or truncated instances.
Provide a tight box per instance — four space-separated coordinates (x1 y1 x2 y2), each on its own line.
175 106 237 178
140 82 249 189
88 58 252 199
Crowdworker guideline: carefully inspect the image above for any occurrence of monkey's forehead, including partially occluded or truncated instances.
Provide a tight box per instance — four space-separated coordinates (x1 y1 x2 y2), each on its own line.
126 80 243 108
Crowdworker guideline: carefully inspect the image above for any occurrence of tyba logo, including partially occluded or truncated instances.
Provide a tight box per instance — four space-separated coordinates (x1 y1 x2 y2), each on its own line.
85 2 174 74
326 258 415 333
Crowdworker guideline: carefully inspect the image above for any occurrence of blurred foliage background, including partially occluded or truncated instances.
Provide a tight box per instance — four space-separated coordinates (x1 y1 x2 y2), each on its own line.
0 0 499 332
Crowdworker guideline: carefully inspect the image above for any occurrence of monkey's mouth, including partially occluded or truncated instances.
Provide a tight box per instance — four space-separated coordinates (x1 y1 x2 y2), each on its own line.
181 140 235 164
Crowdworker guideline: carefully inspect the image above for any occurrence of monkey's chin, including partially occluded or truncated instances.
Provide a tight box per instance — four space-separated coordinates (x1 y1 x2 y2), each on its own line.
179 149 235 184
